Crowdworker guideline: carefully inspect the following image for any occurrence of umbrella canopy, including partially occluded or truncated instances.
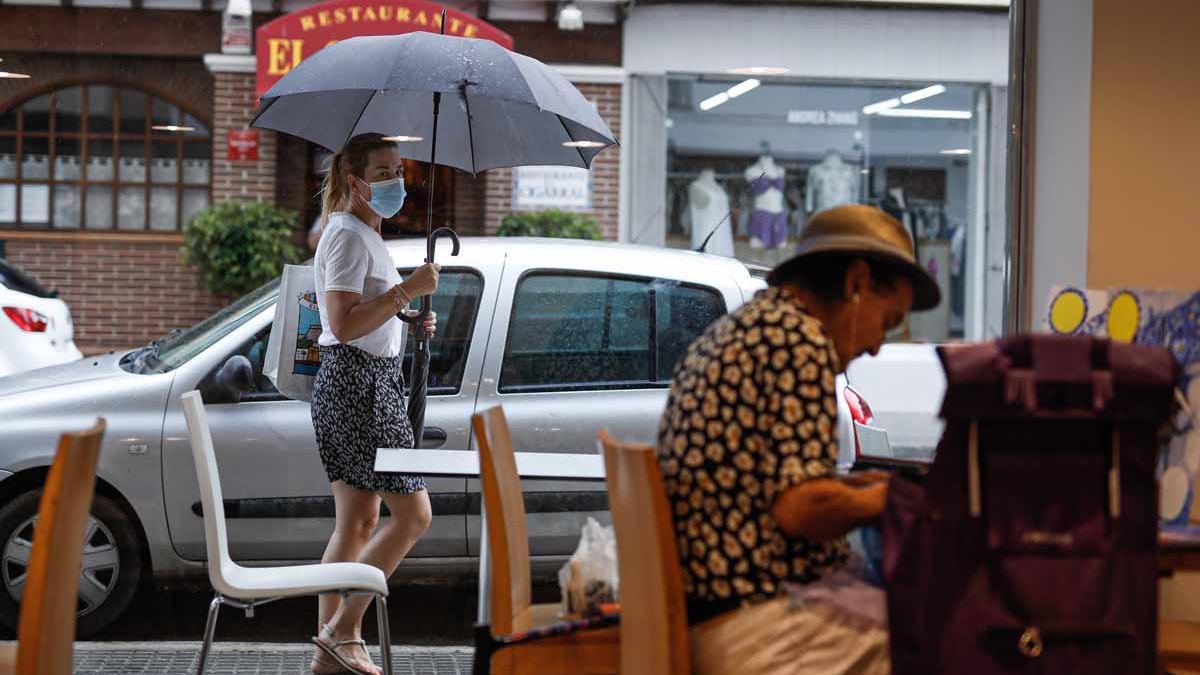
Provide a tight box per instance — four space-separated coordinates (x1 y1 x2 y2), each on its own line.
252 32 616 172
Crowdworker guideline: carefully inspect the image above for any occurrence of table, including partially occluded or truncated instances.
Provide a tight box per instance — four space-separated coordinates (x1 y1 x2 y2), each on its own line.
375 448 605 625
1159 527 1200 575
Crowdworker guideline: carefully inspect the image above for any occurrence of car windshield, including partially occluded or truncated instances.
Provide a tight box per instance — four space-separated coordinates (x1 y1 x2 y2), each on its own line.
124 278 280 374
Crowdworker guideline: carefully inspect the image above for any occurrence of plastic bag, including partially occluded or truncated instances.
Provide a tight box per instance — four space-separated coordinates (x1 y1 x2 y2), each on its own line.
558 517 619 617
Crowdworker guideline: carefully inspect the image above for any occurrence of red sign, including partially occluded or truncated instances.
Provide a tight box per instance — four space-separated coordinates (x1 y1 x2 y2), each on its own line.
255 0 514 97
227 130 260 161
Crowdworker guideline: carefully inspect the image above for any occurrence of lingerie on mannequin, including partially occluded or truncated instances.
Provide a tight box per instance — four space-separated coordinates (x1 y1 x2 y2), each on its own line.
745 153 787 249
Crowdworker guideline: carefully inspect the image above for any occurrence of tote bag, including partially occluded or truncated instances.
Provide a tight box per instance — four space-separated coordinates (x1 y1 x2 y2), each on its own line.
264 264 322 402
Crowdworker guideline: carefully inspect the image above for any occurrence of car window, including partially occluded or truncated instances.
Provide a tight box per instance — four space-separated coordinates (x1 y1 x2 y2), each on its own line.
234 268 484 398
398 268 484 396
500 272 725 393
0 258 55 299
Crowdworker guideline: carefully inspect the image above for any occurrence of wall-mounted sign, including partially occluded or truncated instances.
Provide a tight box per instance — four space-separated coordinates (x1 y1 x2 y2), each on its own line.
513 166 591 212
228 130 260 161
787 109 860 126
256 0 514 97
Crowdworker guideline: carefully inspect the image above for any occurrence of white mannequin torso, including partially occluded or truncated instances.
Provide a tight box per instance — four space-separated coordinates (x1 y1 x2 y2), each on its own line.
689 169 733 256
805 153 859 213
745 156 786 214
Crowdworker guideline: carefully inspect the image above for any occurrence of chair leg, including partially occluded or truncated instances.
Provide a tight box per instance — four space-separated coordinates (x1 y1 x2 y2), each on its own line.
376 594 393 675
195 594 222 675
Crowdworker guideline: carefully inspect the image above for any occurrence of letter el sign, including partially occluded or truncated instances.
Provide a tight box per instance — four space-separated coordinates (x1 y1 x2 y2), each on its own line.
268 39 304 76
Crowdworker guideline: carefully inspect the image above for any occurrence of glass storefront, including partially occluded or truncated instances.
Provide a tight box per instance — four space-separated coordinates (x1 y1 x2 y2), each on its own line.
660 77 994 341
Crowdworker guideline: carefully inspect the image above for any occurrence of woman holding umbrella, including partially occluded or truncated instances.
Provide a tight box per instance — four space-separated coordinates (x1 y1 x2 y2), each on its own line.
309 133 439 675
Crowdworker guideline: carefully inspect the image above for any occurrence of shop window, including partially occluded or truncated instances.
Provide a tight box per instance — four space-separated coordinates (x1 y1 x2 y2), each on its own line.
663 77 997 342
0 84 211 231
500 272 725 393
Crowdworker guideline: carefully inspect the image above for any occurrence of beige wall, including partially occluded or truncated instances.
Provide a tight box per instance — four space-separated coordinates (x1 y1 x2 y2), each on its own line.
1088 0 1200 290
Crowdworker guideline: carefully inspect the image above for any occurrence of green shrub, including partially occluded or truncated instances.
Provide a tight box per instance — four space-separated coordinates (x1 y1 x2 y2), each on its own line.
496 209 602 240
182 200 304 296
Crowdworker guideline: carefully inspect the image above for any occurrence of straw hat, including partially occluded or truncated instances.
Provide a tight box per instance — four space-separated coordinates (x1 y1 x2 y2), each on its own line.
772 204 941 311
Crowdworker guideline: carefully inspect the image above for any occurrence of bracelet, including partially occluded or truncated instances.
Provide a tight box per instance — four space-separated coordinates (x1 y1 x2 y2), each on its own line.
392 286 411 308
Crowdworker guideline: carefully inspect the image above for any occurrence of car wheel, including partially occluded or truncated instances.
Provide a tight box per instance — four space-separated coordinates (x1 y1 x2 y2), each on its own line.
0 490 144 637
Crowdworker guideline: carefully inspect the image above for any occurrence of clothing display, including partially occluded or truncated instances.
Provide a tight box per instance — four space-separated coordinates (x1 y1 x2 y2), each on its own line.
805 152 859 214
744 155 787 249
689 169 734 256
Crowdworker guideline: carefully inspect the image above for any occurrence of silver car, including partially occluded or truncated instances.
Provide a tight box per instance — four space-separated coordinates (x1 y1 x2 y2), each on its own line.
0 238 768 635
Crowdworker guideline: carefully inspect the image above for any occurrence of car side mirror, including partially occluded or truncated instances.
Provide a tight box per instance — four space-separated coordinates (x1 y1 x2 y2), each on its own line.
200 355 254 404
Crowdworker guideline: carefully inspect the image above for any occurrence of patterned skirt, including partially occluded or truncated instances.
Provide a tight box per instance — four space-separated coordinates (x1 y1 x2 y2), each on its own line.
310 343 426 494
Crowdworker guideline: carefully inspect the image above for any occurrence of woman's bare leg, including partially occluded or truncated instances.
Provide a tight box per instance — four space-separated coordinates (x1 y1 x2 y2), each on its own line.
327 489 433 637
313 481 381 673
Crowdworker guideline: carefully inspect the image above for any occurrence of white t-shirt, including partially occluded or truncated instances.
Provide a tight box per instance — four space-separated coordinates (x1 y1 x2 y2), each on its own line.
314 212 406 358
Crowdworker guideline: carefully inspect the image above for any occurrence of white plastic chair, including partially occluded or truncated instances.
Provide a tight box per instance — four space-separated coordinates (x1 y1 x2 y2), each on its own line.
181 391 393 675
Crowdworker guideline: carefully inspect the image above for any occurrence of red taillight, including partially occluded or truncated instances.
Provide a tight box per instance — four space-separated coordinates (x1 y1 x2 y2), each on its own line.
843 384 875 425
3 307 48 332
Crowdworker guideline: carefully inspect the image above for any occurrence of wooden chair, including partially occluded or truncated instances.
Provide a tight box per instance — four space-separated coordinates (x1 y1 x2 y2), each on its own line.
0 419 105 675
1161 618 1200 673
472 406 619 675
598 430 691 675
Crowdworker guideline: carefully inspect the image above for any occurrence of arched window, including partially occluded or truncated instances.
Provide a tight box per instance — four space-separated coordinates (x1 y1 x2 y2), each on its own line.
0 85 211 231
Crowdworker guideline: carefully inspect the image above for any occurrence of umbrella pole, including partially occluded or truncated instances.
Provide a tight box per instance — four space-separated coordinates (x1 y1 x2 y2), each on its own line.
406 88 441 448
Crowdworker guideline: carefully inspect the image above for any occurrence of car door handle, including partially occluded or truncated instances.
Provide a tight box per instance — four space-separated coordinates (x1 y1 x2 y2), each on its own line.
420 427 448 448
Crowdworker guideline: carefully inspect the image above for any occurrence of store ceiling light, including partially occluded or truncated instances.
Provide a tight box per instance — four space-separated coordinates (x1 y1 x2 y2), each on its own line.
725 66 790 76
900 84 947 105
0 71 30 79
699 92 730 112
557 2 584 31
861 98 900 115
700 78 761 112
562 140 606 148
940 148 972 155
877 108 972 119
152 125 195 132
726 78 761 99
383 135 424 142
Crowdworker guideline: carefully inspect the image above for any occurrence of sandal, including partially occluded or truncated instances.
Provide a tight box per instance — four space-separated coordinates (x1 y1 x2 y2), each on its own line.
310 650 348 675
310 624 380 675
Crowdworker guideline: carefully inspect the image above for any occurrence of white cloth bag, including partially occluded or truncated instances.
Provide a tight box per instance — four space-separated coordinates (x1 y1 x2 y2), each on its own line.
264 264 323 402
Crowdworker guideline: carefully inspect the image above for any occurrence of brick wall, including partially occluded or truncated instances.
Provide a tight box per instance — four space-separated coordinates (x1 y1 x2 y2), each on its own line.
482 81 622 240
212 72 278 203
5 238 228 354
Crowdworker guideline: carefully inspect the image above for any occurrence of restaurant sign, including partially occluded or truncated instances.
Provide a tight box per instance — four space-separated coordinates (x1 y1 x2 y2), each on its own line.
255 0 514 97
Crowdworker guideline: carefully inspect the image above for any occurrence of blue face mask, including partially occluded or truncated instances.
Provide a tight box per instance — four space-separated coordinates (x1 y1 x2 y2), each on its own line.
357 176 406 218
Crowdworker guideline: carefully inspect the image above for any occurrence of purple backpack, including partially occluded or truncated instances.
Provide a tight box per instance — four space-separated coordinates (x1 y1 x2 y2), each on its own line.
883 335 1178 674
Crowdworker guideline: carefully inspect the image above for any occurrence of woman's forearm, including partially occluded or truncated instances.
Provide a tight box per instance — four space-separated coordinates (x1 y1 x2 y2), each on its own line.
770 479 888 542
327 289 402 343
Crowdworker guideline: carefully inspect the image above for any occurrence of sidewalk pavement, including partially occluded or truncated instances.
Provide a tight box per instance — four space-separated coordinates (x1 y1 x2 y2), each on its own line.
67 642 471 674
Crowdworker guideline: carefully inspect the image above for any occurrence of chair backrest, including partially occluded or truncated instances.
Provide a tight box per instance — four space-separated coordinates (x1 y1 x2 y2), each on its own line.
180 390 236 592
16 418 105 675
598 430 690 675
472 405 530 635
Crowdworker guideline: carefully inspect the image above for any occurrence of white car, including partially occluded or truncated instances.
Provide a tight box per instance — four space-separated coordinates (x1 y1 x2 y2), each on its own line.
0 258 82 378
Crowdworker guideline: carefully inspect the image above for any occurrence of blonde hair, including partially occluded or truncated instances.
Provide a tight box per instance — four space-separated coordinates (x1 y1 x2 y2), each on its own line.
319 133 400 225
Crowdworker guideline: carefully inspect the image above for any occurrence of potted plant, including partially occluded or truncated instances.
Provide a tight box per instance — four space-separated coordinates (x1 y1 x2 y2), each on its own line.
496 209 602 240
183 200 304 296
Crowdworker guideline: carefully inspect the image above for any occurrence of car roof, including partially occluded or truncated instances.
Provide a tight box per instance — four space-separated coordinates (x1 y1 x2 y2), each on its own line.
382 236 759 277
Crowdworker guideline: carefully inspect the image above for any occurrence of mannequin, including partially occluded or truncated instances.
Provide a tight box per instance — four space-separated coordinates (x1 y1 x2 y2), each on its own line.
744 153 787 249
805 151 859 214
689 168 734 256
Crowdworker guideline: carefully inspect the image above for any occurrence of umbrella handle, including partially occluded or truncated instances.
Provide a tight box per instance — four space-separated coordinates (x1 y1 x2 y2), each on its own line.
397 227 461 325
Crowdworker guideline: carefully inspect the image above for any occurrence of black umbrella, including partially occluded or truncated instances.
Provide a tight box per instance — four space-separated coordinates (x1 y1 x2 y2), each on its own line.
252 12 616 446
